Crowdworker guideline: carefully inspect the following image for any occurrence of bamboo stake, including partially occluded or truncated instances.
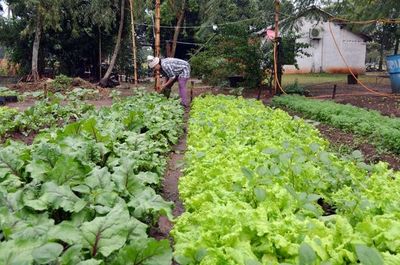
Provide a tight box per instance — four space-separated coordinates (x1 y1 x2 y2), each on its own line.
129 0 138 85
155 0 161 91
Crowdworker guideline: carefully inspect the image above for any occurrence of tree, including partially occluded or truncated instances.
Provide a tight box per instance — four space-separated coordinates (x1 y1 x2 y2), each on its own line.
100 0 125 87
4 0 65 81
165 0 187 57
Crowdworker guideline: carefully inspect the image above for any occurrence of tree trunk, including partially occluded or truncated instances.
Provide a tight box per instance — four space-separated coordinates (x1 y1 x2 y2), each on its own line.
170 1 186 58
379 41 384 71
154 0 161 91
99 0 125 87
129 0 138 85
32 11 42 82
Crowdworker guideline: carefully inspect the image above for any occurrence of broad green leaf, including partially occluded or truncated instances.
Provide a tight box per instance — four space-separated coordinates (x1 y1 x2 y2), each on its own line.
41 182 86 212
111 238 172 265
112 159 145 195
0 239 42 265
77 259 103 265
48 221 82 245
32 242 64 264
24 198 48 211
241 167 254 182
81 118 110 143
49 156 89 185
85 167 114 190
299 242 317 265
128 188 173 220
136 171 160 185
81 202 130 257
355 245 384 265
195 248 208 262
254 187 267 202
59 244 83 265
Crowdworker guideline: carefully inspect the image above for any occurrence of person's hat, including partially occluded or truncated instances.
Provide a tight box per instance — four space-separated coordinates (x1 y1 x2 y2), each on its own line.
147 55 160 68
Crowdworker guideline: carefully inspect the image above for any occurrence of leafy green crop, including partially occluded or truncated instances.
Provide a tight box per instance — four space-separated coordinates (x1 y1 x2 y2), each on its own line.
0 91 184 264
172 95 400 264
0 97 95 140
0 87 19 97
272 95 400 154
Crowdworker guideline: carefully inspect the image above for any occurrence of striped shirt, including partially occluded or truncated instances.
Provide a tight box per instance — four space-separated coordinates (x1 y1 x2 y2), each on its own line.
161 58 191 79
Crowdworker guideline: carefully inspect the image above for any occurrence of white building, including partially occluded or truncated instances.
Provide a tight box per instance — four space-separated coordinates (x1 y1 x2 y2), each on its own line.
284 17 370 74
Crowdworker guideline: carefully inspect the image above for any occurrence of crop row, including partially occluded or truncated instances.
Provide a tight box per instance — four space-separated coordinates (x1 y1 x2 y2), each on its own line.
0 91 184 264
0 97 94 141
172 95 400 265
272 95 400 154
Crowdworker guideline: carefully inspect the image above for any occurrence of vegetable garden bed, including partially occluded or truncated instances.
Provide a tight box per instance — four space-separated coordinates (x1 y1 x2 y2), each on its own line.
272 95 400 155
172 95 400 264
0 98 94 144
0 91 184 264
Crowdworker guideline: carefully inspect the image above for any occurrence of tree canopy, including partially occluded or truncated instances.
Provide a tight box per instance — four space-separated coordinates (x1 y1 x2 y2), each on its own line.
0 0 399 81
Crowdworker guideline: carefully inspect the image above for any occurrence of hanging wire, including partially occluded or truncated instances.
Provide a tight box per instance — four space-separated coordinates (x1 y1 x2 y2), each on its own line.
327 20 399 98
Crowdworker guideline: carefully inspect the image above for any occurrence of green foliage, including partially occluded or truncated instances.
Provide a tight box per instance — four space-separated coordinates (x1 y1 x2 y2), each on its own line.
272 95 400 154
191 24 270 88
284 81 309 95
0 91 183 264
0 87 18 97
66 87 100 101
172 95 400 264
0 98 94 140
52 74 73 91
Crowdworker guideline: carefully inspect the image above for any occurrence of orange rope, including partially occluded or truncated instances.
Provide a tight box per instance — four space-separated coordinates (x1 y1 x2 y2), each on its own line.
328 21 398 98
330 17 400 25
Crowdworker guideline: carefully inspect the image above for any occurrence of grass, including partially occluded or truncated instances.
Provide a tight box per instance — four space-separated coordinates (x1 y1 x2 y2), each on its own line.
282 73 391 87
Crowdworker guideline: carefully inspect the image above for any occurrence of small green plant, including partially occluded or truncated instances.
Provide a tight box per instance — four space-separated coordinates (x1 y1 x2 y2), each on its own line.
284 80 309 95
52 74 73 91
66 87 99 101
0 87 18 97
110 90 122 100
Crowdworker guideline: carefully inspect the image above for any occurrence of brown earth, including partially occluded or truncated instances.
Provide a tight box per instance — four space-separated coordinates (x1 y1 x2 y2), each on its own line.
316 124 400 170
334 95 400 117
149 111 188 265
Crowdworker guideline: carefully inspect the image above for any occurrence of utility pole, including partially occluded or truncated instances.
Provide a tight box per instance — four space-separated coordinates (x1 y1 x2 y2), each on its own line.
273 0 281 95
154 0 161 92
129 0 138 85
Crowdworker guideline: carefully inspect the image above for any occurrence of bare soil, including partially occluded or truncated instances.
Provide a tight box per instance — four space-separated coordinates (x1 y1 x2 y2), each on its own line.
317 124 400 170
149 112 188 265
334 95 400 117
303 83 400 117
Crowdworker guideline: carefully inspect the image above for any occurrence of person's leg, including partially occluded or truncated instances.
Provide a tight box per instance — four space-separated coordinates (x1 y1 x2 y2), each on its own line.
178 78 189 107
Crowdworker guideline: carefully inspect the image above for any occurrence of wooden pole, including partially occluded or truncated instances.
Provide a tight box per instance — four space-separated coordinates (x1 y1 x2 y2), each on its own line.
99 26 102 80
332 84 337 99
273 0 280 95
154 0 161 92
129 0 138 85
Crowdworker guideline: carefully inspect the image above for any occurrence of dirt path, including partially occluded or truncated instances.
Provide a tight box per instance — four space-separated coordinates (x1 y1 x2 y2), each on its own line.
150 111 188 264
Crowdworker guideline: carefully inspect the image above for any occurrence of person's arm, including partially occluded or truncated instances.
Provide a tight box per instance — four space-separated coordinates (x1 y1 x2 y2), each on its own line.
162 78 176 89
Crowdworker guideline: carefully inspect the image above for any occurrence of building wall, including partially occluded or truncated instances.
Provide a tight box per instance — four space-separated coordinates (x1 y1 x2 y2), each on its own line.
284 19 367 74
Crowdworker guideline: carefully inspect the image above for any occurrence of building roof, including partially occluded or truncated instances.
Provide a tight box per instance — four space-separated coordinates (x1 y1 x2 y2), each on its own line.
257 5 371 42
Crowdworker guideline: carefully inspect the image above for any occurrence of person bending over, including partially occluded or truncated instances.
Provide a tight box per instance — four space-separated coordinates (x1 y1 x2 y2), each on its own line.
147 55 190 108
